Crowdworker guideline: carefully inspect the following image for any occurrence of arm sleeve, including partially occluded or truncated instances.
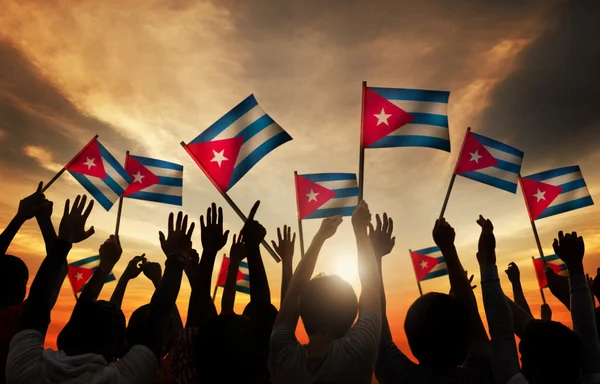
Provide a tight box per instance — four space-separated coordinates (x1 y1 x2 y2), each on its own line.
341 312 381 365
113 345 158 384
5 329 44 383
269 324 300 382
374 341 417 384
570 273 600 375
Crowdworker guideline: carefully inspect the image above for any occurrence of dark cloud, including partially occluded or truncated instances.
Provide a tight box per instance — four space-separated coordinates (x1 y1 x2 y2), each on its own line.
477 0 600 169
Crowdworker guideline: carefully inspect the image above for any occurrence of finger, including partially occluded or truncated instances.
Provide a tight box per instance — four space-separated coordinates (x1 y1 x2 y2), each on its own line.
375 214 382 232
558 231 564 242
469 275 474 283
292 232 296 244
182 214 188 233
63 199 70 217
248 200 260 221
287 225 291 240
83 226 95 240
168 212 174 235
207 205 212 226
277 227 283 243
200 215 206 230
176 211 183 232
36 181 43 193
388 217 394 236
73 195 81 213
368 223 375 236
187 222 196 238
83 199 94 219
271 240 277 250
217 206 223 227
391 237 396 248
571 231 577 239
211 203 217 225
552 238 559 254
79 195 88 214
159 231 166 246
233 234 237 244
382 213 389 233
472 285 478 290
223 230 230 243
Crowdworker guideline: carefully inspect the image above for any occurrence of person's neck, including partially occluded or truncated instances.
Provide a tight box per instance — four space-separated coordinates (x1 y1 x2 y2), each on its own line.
306 333 337 356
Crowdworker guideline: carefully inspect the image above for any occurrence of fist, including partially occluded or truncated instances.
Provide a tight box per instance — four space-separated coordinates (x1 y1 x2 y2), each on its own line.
553 231 585 274
99 235 122 272
505 262 520 284
432 218 455 250
352 200 371 230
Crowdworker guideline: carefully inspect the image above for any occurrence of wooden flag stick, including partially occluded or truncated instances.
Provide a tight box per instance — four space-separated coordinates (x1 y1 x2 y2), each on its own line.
409 249 424 296
518 175 547 267
294 171 306 258
533 256 548 305
358 81 367 201
43 134 99 192
114 150 129 237
212 284 219 303
180 142 281 263
439 127 471 219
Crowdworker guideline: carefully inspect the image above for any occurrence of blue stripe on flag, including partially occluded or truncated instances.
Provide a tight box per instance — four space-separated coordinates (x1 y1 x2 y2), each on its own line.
302 173 357 182
236 114 275 144
422 268 449 281
536 196 594 220
69 255 101 267
305 206 355 219
239 260 249 269
369 135 451 152
471 133 524 157
495 159 521 174
126 191 183 206
229 131 292 188
236 285 251 294
157 176 183 187
525 166 581 182
98 142 131 182
543 254 560 262
415 246 440 255
459 171 518 194
410 113 448 128
369 87 450 103
559 179 588 193
132 156 184 171
332 188 359 198
68 171 114 210
103 174 126 197
190 95 259 143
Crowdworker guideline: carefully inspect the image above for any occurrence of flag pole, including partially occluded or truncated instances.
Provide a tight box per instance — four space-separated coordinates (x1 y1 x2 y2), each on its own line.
533 256 547 305
212 284 218 302
42 134 99 192
519 176 547 268
439 127 471 219
114 151 129 237
409 249 424 296
293 171 306 258
180 142 281 263
358 81 367 201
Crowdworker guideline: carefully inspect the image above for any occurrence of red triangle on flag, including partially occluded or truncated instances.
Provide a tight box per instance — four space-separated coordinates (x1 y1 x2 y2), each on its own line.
216 257 246 287
362 88 415 148
532 258 563 289
65 138 107 179
295 175 337 219
410 251 440 281
123 154 162 196
455 132 499 174
67 266 95 293
186 137 244 193
520 177 564 221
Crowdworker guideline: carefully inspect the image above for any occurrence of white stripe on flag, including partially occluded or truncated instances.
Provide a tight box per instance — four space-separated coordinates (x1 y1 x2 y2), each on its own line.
484 146 523 165
475 166 519 182
319 196 359 210
316 180 358 190
429 261 447 272
389 100 448 115
388 124 449 139
102 158 129 190
144 166 183 179
426 250 443 258
141 184 183 197
87 175 120 203
214 104 266 141
542 172 583 187
235 123 282 166
237 279 250 288
548 187 591 207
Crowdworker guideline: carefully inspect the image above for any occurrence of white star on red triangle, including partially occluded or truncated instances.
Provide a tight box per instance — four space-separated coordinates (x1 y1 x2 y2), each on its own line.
133 171 145 183
469 150 483 163
306 189 319 202
84 157 96 169
210 149 228 167
75 272 83 281
420 260 428 269
533 189 546 203
374 108 392 126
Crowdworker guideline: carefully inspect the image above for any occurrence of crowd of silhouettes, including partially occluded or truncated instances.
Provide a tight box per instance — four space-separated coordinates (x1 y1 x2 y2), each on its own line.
1 183 600 383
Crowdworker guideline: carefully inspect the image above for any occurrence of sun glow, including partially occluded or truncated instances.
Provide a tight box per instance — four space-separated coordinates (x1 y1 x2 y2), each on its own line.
331 256 360 287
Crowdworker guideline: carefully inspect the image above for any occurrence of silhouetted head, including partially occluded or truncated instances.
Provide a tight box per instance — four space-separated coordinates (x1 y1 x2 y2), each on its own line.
520 320 582 384
193 314 263 383
404 292 469 370
57 300 126 362
126 304 175 358
0 255 28 309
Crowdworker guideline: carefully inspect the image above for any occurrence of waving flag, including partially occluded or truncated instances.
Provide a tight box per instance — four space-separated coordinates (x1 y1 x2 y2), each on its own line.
295 173 359 219
182 95 292 192
123 154 183 206
410 246 448 282
521 166 594 220
455 131 524 193
66 137 131 210
216 256 250 294
68 256 116 294
533 255 568 289
362 86 451 151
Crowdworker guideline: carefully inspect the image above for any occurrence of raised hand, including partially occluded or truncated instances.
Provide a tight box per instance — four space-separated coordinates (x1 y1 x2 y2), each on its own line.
545 267 570 309
241 201 266 247
142 261 162 286
200 203 229 254
505 262 521 285
351 200 371 231
450 270 477 296
476 215 496 266
16 182 46 221
317 215 343 240
591 268 600 302
271 225 296 263
123 254 147 280
553 231 585 274
58 195 95 244
98 235 122 273
184 248 200 285
432 217 455 251
37 199 53 219
368 213 395 259
230 232 246 263
160 211 195 263
541 303 552 321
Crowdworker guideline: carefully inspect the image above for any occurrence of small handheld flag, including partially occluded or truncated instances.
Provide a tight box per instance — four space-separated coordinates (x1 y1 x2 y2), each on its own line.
213 256 250 301
532 254 568 290
123 154 183 206
521 166 594 221
68 255 116 294
409 246 448 296
295 173 359 219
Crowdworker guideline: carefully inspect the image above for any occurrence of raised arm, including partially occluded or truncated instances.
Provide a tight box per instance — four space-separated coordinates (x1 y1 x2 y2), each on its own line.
477 215 521 384
274 215 343 330
505 262 533 316
241 201 271 306
20 195 95 335
221 233 244 315
272 225 295 303
109 254 146 309
546 267 571 310
553 231 600 376
78 235 122 304
186 203 228 327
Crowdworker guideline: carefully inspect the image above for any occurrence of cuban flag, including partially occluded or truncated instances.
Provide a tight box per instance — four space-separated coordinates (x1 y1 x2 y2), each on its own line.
216 256 250 294
182 95 292 192
454 131 524 193
532 255 568 289
65 137 131 210
295 173 359 219
361 86 451 152
410 246 449 282
123 154 183 206
67 255 117 294
521 166 594 221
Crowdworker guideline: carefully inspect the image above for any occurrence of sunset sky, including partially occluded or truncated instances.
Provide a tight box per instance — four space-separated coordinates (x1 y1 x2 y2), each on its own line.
1 0 599 358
